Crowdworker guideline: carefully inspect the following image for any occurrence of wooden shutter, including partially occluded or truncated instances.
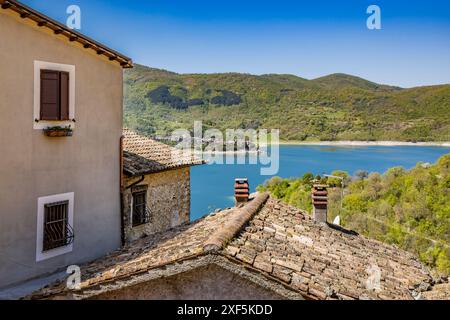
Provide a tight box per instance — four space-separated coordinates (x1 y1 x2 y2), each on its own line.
59 72 70 120
40 70 60 120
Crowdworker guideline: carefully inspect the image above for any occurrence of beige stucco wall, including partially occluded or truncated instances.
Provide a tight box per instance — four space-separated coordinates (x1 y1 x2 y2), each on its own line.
0 10 124 287
91 264 285 300
122 167 191 242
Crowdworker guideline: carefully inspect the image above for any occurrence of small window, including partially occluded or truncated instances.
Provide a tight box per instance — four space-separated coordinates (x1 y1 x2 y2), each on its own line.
40 70 70 121
132 191 150 227
43 200 74 251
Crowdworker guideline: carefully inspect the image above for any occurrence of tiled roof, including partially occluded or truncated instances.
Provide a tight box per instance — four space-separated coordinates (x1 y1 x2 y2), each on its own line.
123 129 205 176
26 204 241 299
27 193 447 300
222 197 436 300
421 282 450 300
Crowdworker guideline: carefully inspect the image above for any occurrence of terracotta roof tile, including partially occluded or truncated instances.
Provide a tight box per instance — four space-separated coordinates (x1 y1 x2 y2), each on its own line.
123 129 205 176
421 282 450 300
27 194 446 300
224 197 436 300
27 205 241 299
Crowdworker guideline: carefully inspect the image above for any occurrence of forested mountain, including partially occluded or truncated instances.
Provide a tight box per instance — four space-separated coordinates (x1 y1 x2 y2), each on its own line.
124 64 450 142
257 154 450 275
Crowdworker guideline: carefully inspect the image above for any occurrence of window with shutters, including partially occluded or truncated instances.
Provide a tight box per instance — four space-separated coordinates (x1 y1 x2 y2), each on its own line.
40 70 70 121
34 61 75 130
132 190 150 227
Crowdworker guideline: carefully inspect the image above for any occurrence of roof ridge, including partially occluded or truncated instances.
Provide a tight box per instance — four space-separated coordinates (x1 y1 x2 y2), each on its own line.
203 192 269 252
123 129 178 150
122 129 205 176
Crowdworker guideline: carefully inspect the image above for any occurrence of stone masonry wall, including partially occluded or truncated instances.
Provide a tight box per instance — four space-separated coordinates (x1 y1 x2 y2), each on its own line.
90 264 284 300
122 167 191 242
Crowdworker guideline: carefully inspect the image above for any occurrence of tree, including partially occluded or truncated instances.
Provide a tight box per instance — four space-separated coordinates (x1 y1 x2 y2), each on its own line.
301 173 314 186
355 170 369 180
327 170 350 187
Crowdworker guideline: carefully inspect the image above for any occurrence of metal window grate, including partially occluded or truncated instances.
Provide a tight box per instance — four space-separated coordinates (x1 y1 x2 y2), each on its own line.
43 200 74 251
132 191 150 227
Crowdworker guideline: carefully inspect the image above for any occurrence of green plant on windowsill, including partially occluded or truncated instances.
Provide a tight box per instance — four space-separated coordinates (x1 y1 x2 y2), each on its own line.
43 125 73 137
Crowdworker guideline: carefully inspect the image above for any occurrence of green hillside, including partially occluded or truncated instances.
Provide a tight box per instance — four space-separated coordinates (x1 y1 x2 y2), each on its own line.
124 64 450 142
311 73 402 91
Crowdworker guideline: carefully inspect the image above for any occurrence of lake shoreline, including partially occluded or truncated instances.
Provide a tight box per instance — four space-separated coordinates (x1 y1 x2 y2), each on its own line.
190 144 449 220
274 141 450 147
191 141 450 156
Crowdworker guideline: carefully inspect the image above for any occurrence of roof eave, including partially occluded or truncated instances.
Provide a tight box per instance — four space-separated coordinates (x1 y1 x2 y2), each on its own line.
1 0 133 68
124 161 206 177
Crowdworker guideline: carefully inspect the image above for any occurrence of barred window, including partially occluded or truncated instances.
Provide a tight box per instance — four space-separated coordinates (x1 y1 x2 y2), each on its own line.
43 201 74 251
132 191 150 227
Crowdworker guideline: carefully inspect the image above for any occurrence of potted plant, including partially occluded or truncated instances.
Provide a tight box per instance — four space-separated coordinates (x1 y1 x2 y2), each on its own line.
43 125 73 137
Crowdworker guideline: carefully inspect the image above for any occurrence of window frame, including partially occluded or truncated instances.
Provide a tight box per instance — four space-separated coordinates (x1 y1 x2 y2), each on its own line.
36 192 74 262
131 186 150 227
33 61 76 130
43 200 74 252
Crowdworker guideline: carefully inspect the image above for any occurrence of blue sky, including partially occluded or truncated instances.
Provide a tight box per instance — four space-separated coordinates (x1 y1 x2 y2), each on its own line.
20 0 450 88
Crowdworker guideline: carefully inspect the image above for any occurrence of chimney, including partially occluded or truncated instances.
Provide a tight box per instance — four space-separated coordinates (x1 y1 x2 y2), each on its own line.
312 183 328 224
235 178 250 205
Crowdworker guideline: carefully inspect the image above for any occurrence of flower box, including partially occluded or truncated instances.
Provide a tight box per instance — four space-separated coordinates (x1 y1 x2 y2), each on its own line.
43 126 73 137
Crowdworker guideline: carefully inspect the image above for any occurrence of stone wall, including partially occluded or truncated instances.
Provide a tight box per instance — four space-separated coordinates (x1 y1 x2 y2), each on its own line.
122 167 191 242
91 264 284 300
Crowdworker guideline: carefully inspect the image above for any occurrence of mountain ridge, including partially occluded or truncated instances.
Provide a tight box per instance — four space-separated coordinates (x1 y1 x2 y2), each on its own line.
124 64 450 142
128 65 449 89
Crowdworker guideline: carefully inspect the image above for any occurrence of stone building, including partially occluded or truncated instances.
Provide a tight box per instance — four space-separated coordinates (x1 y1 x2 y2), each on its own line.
121 129 205 243
28 192 449 300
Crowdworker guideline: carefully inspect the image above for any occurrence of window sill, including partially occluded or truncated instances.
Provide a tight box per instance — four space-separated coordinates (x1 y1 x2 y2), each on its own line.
132 221 150 228
34 119 76 130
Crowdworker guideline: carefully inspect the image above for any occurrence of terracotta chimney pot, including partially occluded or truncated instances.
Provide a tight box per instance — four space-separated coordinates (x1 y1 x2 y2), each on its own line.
235 178 250 205
312 184 328 224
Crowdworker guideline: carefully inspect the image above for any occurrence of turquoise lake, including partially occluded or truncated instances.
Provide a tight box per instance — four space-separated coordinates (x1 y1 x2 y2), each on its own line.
190 145 450 220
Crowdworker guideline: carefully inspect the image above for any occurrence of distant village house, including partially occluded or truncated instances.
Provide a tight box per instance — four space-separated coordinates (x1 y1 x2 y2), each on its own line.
121 129 205 243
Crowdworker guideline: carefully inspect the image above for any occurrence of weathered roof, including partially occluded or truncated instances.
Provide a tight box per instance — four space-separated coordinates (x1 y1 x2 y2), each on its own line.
0 0 133 68
222 197 437 300
26 203 243 300
123 129 205 176
27 193 447 300
421 282 450 300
